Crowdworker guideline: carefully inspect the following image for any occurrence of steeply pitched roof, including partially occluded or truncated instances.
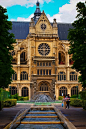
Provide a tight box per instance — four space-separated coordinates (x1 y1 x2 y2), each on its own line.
9 21 73 40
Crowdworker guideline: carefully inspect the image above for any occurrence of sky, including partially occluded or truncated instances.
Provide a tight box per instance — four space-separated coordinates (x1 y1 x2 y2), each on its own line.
0 0 86 23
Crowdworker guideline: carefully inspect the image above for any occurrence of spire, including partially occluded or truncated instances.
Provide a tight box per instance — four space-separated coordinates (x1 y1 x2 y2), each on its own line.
34 0 41 21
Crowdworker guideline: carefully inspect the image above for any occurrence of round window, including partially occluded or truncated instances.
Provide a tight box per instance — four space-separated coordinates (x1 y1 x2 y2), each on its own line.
38 43 50 56
41 24 46 30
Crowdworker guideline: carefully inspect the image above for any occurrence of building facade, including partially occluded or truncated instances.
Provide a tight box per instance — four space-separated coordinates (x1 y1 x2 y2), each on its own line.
9 1 82 100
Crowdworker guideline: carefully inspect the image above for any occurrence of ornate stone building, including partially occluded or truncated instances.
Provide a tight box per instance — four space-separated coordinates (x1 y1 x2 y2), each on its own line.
9 1 82 100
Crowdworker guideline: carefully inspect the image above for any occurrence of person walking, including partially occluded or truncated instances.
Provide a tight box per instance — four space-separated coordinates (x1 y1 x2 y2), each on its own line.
66 94 70 109
62 95 66 109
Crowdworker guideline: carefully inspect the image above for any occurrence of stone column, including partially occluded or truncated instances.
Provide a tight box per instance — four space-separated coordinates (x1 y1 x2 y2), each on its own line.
66 52 69 66
17 67 20 81
17 51 20 65
17 84 21 96
66 67 70 81
56 86 59 100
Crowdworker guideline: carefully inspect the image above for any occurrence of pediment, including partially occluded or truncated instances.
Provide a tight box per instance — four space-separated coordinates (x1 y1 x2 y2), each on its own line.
35 11 53 34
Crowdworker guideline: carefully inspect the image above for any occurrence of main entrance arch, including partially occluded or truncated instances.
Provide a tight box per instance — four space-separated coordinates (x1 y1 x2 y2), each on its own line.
38 81 51 96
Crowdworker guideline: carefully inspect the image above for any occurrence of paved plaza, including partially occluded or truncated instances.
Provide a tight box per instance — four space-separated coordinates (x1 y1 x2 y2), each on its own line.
0 103 86 129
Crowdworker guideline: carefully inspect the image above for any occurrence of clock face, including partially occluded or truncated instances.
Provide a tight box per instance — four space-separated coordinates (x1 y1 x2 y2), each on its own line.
38 43 50 56
41 24 46 30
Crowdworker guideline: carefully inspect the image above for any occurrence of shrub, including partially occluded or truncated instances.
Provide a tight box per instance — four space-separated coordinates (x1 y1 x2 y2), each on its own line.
4 99 17 107
71 95 78 98
82 100 86 110
11 93 19 100
79 91 86 100
70 98 83 107
58 96 63 100
23 96 29 101
18 96 24 101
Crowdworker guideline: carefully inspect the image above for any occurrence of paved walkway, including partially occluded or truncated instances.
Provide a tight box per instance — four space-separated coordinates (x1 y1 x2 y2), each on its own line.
54 104 86 129
0 103 86 129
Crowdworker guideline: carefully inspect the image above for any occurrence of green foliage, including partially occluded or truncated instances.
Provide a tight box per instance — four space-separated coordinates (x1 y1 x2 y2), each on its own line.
58 96 63 100
82 100 86 110
10 94 29 101
0 88 9 101
70 98 83 107
11 93 19 100
68 1 86 88
79 91 86 100
70 95 78 98
23 96 29 100
0 5 16 88
3 99 17 107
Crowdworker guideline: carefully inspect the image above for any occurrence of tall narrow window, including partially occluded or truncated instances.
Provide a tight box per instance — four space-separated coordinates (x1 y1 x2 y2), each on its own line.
49 70 51 75
58 72 66 81
12 71 17 80
37 62 39 66
40 62 42 66
43 70 45 75
46 62 48 66
49 62 51 66
70 72 77 81
40 69 42 75
43 62 45 66
37 70 39 75
20 71 28 80
46 70 48 75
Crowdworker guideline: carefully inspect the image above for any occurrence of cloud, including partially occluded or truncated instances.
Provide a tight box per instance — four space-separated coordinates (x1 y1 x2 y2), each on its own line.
10 0 85 23
0 0 52 8
11 14 34 21
47 0 86 23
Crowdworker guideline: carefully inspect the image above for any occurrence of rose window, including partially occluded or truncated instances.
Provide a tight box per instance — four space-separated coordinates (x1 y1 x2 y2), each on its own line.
38 43 50 56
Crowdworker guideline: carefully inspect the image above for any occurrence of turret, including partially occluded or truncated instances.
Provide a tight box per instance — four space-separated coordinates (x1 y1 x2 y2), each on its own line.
34 0 41 21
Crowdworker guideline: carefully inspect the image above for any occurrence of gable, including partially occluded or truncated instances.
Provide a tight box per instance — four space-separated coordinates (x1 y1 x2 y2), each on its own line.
35 11 53 34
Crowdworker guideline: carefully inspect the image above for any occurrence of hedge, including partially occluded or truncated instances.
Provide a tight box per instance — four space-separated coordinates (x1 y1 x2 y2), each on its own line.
82 100 86 110
3 99 17 107
79 91 86 100
70 98 83 107
18 96 29 101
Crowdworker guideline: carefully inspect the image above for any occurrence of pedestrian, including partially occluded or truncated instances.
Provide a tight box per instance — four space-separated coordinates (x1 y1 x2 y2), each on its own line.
62 95 66 109
66 94 70 109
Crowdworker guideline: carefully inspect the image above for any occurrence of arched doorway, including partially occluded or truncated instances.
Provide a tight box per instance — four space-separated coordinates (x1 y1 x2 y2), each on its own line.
59 86 67 96
38 81 51 96
22 87 29 97
10 86 17 95
71 86 77 96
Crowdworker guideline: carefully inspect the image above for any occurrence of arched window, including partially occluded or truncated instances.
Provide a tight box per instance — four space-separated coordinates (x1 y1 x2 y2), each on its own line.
12 71 17 80
20 52 26 64
71 86 77 96
58 51 65 65
70 72 77 81
58 72 66 81
20 71 28 80
22 87 28 97
10 86 17 95
69 59 74 65
39 81 49 91
59 86 67 96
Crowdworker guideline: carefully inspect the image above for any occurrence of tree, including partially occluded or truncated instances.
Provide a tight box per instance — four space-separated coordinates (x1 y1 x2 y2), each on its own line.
68 1 86 88
0 6 16 88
